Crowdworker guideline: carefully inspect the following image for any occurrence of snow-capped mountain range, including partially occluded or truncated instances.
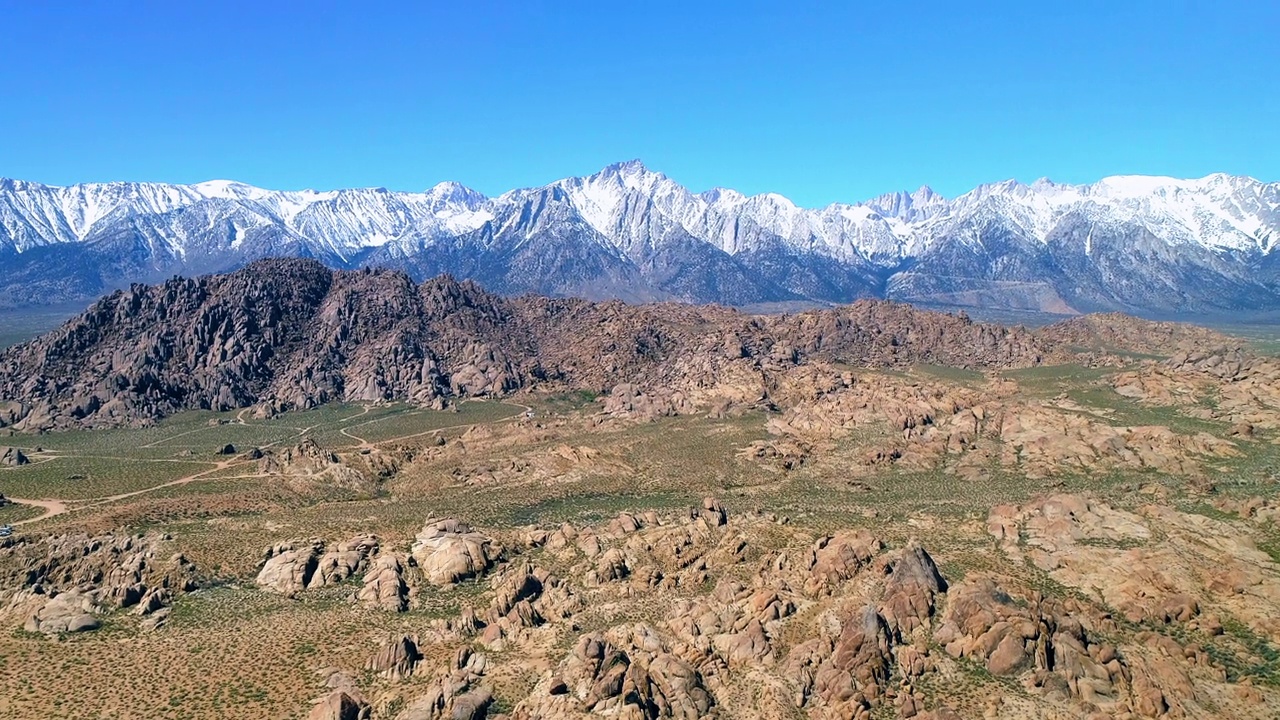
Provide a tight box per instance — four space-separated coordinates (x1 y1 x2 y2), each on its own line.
2 161 1278 315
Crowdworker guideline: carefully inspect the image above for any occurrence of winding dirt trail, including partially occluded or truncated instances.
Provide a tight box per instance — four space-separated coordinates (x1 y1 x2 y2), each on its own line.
7 498 68 526
85 456 249 506
2 400 535 528
337 405 375 447
370 400 531 445
333 400 531 449
6 456 251 527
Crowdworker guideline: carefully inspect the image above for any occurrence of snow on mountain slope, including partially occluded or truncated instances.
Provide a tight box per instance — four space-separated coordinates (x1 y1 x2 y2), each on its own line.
919 173 1280 255
554 161 907 265
0 164 1277 314
0 178 494 257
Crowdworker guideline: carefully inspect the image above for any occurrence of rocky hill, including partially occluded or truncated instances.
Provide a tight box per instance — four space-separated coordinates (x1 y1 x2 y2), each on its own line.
0 258 1065 430
1036 313 1238 355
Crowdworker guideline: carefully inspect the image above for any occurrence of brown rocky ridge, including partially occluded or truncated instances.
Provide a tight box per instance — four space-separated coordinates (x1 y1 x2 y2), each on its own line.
0 258 1066 431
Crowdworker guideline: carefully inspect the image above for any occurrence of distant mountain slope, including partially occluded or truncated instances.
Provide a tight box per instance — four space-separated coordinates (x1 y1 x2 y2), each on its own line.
1 164 1278 314
0 259 1060 430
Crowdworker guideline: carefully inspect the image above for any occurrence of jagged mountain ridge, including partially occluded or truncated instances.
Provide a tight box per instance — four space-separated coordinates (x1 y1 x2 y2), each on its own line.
1 164 1278 314
0 258 1060 430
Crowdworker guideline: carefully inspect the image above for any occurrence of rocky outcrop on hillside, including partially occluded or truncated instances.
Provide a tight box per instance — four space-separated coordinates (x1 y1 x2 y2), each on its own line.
1036 313 1235 356
256 535 382 597
989 496 1280 639
411 519 502 587
0 531 197 634
751 368 1242 483
0 259 1073 431
282 495 1280 720
1105 347 1280 435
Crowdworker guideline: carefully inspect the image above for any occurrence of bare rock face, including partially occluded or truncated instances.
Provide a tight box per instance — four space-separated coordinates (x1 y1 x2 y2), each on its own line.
1215 495 1280 525
805 530 882 596
22 588 103 634
935 576 1143 714
0 446 28 466
304 499 1280 720
1111 349 1280 432
934 578 1049 677
393 647 494 720
307 689 371 720
694 497 728 528
256 540 325 596
602 383 696 420
785 604 892 717
995 405 1238 478
257 535 383 596
879 544 947 637
365 634 421 680
517 625 714 719
260 440 375 494
759 361 1247 484
1 531 197 634
411 519 501 587
663 574 798 676
591 547 629 584
1167 346 1253 380
309 534 379 588
306 670 372 720
357 553 410 612
1037 314 1233 357
990 495 1280 638
713 617 773 668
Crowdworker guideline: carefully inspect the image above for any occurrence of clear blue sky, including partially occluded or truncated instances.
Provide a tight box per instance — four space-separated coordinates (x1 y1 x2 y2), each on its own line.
1 1 1276 206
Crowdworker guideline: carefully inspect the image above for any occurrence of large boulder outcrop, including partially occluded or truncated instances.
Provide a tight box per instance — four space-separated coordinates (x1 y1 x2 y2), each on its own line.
0 446 29 466
411 519 501 587
990 495 1280 638
309 534 379 588
357 552 411 611
880 544 947 637
0 259 1065 431
516 625 714 719
1 530 196 633
22 588 103 634
256 540 325 596
785 604 893 717
393 647 494 720
365 634 421 680
307 690 371 720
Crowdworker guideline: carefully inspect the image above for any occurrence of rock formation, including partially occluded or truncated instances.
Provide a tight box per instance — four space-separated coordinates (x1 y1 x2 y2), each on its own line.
1 531 196 634
256 535 381 596
411 519 501 587
0 259 1072 430
0 446 28 466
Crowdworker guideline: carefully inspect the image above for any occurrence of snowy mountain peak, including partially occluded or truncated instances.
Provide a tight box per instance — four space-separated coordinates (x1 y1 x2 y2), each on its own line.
1092 175 1190 197
606 159 650 175
864 184 949 223
913 185 941 201
581 159 673 192
426 181 487 208
193 179 275 202
698 187 744 204
1 164 1278 314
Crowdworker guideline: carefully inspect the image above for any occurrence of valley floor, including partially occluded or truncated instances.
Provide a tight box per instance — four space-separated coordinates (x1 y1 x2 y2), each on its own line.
2 359 1279 720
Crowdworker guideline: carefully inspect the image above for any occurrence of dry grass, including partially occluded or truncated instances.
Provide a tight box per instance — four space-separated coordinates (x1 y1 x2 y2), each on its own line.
2 364 1280 718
